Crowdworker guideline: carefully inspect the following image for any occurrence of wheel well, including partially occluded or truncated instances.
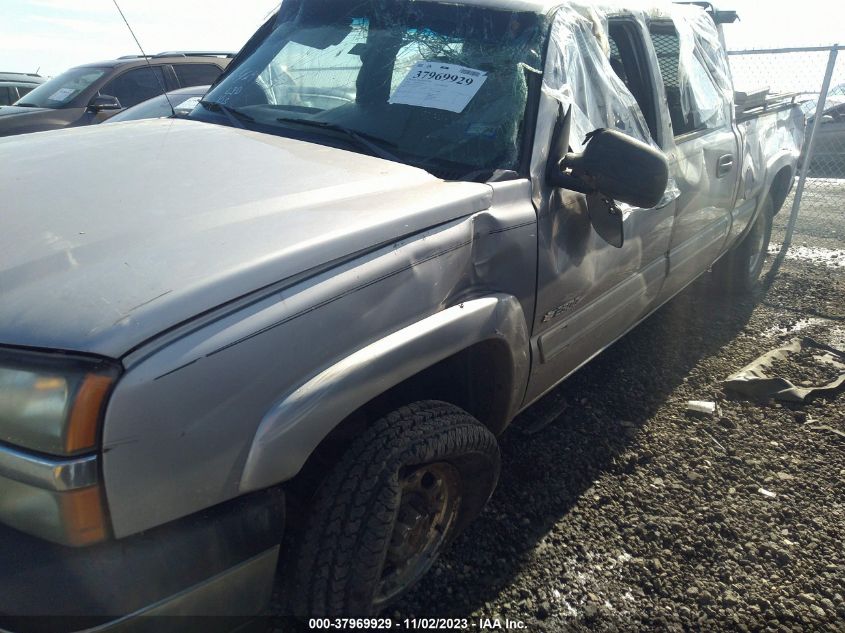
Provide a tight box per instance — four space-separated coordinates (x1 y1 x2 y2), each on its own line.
769 167 793 216
282 339 515 507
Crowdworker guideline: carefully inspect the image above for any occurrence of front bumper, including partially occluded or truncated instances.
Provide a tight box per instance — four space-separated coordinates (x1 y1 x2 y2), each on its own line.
0 488 284 633
0 443 104 545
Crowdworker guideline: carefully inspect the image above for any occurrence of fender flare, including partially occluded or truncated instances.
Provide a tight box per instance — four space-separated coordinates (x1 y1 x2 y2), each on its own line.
735 151 797 248
763 151 797 212
239 294 530 493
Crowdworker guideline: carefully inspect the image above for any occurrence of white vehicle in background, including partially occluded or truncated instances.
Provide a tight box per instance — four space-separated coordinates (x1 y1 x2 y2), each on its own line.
105 85 210 123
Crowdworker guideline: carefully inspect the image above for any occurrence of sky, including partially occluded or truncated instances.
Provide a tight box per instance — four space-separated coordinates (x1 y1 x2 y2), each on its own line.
0 0 842 79
0 0 280 77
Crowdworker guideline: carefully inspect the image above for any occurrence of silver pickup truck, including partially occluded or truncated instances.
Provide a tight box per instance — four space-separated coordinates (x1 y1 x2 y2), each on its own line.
0 0 803 628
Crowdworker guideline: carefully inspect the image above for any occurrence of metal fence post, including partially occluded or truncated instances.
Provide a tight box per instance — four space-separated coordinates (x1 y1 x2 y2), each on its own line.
781 44 840 251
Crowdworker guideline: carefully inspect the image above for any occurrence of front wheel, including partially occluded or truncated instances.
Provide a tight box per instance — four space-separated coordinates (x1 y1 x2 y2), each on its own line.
289 401 500 617
712 194 773 294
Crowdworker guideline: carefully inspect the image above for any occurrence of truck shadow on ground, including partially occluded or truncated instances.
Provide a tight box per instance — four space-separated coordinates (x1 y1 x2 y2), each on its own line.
389 270 769 619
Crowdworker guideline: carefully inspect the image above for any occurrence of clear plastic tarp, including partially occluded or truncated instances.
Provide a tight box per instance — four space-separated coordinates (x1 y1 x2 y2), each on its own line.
541 4 653 152
670 3 734 131
539 2 680 206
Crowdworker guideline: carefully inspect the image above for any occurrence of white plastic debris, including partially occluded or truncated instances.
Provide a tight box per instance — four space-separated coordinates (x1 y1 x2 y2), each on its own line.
758 488 777 498
686 400 717 416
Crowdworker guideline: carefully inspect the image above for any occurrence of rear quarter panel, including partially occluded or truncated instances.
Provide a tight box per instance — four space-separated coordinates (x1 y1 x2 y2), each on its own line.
728 104 804 244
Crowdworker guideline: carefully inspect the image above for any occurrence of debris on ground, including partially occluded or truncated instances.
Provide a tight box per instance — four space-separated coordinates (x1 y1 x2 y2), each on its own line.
723 337 845 402
686 400 717 417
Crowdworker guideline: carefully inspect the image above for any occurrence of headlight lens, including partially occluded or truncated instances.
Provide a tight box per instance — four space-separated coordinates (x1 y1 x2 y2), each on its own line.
0 353 119 455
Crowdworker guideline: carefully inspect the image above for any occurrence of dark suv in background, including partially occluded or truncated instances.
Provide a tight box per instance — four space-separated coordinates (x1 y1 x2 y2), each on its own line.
0 52 232 137
0 72 45 106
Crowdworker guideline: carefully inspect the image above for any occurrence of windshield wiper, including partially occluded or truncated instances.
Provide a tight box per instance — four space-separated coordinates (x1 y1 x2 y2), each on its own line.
275 117 401 164
13 102 39 108
199 100 254 129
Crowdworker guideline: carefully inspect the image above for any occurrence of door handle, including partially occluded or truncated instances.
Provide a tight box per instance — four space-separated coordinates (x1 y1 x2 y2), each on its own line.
716 154 734 178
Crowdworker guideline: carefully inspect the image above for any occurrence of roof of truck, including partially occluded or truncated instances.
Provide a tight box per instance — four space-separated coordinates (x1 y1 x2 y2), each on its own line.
418 0 682 18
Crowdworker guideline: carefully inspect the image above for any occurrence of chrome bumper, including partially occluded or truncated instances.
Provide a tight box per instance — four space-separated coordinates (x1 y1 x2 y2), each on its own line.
0 443 100 543
0 443 97 490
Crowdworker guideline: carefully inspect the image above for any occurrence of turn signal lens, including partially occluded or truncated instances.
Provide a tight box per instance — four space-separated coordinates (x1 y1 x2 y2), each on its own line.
66 374 116 454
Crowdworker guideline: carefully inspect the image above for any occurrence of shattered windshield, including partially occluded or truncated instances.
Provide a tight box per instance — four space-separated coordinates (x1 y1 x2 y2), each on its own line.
192 0 546 179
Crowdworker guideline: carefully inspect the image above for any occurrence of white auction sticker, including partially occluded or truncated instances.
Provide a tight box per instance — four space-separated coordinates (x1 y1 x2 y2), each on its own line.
48 88 75 102
389 61 487 113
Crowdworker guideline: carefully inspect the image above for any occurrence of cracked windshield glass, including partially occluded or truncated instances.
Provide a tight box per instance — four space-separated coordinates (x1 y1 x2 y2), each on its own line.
192 0 545 178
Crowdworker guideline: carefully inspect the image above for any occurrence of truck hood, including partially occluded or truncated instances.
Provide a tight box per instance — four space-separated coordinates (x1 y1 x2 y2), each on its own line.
0 119 492 357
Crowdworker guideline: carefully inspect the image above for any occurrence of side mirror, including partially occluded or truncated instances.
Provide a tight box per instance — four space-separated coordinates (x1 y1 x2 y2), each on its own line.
88 95 122 112
546 111 669 248
550 128 669 209
820 114 835 124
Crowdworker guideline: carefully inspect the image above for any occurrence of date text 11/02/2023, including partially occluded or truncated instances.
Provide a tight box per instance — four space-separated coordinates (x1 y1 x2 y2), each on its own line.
308 617 528 630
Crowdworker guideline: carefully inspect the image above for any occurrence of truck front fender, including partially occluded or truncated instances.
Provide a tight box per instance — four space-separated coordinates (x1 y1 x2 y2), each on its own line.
239 294 529 493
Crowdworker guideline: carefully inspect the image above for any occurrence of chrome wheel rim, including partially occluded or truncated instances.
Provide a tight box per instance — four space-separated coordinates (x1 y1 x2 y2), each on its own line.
375 462 462 606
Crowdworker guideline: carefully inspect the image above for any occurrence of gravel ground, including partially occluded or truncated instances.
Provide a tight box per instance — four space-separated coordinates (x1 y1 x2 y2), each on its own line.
270 182 845 631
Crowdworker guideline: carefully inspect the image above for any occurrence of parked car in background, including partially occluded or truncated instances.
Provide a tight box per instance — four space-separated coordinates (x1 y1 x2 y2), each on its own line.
800 94 845 178
106 85 209 123
0 72 44 105
0 53 231 137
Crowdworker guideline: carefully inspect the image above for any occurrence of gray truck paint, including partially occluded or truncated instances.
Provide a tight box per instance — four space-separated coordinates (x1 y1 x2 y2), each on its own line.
102 179 537 535
0 119 493 357
0 1 802 542
240 293 531 492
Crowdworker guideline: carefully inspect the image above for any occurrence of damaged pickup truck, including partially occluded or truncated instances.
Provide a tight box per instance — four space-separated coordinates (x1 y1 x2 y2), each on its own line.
0 0 803 628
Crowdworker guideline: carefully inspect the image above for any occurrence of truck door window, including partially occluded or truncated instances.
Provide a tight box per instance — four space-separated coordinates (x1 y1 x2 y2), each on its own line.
649 22 728 136
607 19 660 143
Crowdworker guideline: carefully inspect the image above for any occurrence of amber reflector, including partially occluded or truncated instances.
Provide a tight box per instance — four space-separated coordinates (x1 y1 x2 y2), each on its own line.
57 485 109 546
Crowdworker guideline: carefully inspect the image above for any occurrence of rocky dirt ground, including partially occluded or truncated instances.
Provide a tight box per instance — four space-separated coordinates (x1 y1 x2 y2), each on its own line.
270 180 845 632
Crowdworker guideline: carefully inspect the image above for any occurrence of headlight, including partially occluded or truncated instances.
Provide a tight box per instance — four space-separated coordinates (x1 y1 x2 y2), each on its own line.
0 350 119 546
0 351 119 455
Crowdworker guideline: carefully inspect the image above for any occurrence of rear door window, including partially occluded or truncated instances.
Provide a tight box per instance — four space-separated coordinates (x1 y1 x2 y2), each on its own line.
649 21 729 136
173 64 224 88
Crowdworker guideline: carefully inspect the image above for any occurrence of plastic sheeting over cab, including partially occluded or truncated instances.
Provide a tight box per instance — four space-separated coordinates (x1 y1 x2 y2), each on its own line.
531 0 753 208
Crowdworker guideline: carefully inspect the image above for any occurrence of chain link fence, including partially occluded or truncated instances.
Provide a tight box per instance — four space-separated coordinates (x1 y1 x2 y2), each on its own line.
728 46 845 266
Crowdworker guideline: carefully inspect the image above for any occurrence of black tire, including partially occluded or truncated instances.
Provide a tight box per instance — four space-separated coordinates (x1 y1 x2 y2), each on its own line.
289 401 500 618
712 194 773 294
